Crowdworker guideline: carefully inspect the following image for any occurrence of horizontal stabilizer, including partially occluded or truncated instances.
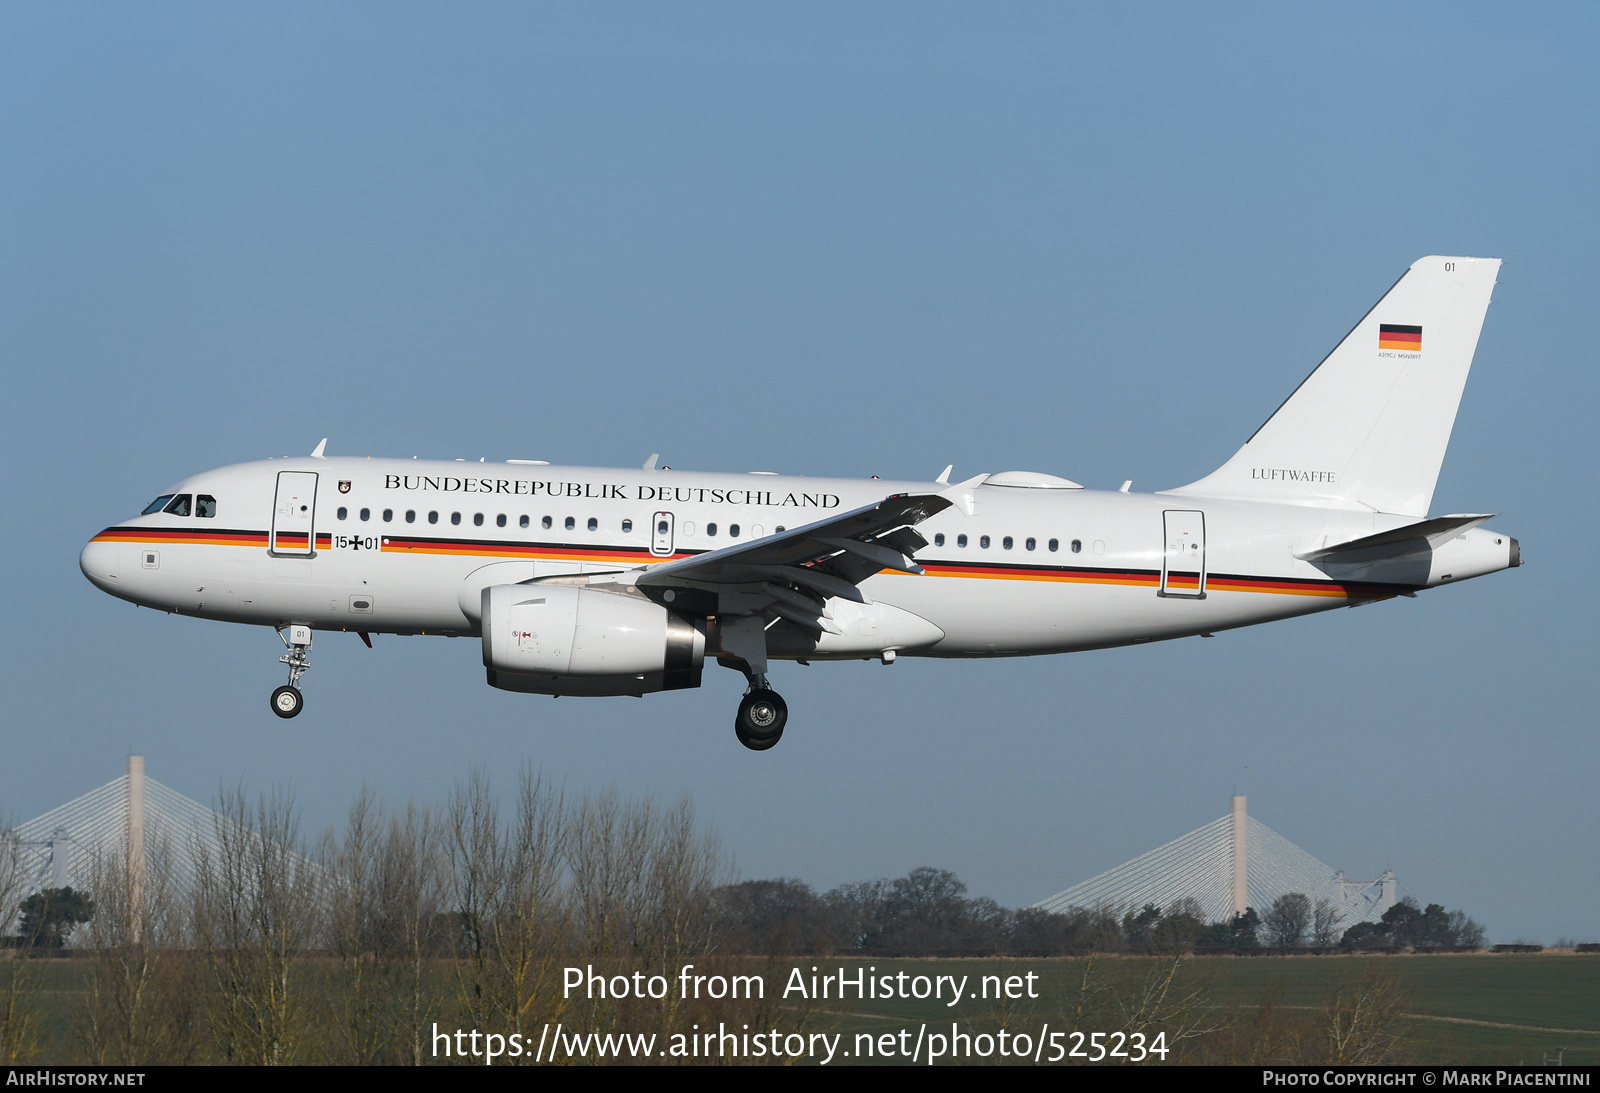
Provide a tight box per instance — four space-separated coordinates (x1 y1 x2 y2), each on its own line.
1296 514 1495 562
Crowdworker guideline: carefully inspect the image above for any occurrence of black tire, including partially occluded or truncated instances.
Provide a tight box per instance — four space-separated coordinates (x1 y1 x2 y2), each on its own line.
735 688 786 751
270 685 304 719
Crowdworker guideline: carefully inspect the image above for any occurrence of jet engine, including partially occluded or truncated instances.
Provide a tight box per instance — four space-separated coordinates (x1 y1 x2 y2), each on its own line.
481 583 704 697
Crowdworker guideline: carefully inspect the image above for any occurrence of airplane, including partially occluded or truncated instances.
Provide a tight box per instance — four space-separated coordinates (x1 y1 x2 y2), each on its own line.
80 256 1520 750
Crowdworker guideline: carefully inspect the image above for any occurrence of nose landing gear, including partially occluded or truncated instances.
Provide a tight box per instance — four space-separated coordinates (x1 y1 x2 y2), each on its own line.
271 625 313 719
270 684 303 718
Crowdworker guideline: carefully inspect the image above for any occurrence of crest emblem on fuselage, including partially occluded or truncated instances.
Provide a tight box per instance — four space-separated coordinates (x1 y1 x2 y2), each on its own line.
338 480 352 493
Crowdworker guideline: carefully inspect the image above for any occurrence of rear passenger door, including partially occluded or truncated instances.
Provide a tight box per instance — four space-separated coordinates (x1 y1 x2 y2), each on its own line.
1160 509 1206 597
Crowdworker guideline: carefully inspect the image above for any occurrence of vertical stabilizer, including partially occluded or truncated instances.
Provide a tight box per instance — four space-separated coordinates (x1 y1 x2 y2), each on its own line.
1168 256 1500 517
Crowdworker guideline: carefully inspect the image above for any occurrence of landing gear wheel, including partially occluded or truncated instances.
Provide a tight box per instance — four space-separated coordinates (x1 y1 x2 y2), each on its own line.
270 685 304 719
735 688 787 751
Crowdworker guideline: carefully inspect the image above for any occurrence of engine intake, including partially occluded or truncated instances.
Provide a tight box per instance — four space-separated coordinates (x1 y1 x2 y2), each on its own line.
481 583 704 697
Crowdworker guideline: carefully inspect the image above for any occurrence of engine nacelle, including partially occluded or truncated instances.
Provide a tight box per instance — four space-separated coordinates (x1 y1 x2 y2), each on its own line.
481 583 704 697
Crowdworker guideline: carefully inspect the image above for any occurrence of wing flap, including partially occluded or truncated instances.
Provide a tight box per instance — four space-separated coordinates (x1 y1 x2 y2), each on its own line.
633 489 957 627
637 492 952 590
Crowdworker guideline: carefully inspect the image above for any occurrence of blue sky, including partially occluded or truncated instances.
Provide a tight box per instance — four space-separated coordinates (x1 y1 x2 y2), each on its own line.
3 3 1595 942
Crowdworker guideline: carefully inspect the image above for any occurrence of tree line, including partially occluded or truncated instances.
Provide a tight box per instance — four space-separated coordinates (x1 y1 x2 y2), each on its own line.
713 870 1485 955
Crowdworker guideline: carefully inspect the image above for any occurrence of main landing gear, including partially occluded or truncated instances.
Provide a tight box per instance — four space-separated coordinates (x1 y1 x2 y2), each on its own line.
718 616 788 751
734 675 787 752
271 625 313 719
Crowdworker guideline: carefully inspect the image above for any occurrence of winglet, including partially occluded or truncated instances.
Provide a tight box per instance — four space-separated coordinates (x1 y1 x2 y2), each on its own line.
310 438 328 459
939 473 990 516
643 453 659 470
935 465 953 485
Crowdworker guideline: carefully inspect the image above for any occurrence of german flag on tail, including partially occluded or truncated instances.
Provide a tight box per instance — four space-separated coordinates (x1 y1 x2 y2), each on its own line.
1379 323 1422 351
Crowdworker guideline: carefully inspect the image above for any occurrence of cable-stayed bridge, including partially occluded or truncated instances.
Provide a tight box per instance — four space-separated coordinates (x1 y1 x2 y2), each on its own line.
1035 796 1397 935
2 756 241 932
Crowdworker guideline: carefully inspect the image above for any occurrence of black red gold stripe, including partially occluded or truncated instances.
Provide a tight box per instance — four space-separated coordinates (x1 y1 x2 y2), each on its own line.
92 527 333 549
379 534 691 563
919 559 1411 600
91 528 1415 600
93 526 271 548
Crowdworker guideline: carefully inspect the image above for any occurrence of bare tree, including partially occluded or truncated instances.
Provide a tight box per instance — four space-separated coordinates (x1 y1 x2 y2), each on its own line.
1322 962 1410 1064
1263 893 1312 948
1042 954 1222 1061
0 824 42 1063
323 790 449 1065
79 821 194 1063
1311 897 1340 948
632 794 730 1035
192 786 322 1065
447 768 569 1044
376 802 447 1065
322 788 387 1065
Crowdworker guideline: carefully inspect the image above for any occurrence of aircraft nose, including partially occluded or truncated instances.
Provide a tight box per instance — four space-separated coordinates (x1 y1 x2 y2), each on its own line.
80 538 122 593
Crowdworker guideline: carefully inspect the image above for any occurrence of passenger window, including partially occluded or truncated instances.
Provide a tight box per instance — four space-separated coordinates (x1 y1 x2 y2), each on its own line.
196 495 217 518
1072 539 1082 553
657 520 667 535
360 508 370 521
622 519 633 533
587 517 598 531
496 514 506 527
141 494 176 515
428 511 439 524
957 534 968 548
383 508 393 522
1048 538 1058 552
706 523 718 537
406 510 416 523
934 533 945 547
980 535 990 549
542 516 552 529
730 524 740 537
1002 536 1013 550
473 513 484 526
163 494 192 517
451 512 462 525
565 516 575 531
337 507 348 520
519 515 529 528
1025 537 1035 551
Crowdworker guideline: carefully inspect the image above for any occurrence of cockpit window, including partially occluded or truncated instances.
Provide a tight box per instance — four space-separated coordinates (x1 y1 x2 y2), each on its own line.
163 494 193 517
141 495 175 515
196 495 217 518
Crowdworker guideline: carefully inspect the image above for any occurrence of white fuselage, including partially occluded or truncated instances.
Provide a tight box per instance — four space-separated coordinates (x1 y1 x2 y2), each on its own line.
80 456 1518 660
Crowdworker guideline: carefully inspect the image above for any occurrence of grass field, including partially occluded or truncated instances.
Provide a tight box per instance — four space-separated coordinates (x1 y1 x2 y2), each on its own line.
779 953 1600 1065
14 951 1597 1065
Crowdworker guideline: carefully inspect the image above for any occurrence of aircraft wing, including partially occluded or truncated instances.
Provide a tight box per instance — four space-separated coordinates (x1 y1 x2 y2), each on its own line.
634 478 983 632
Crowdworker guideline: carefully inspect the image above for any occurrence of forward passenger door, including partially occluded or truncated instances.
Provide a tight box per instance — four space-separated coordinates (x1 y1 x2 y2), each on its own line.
271 472 319 555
